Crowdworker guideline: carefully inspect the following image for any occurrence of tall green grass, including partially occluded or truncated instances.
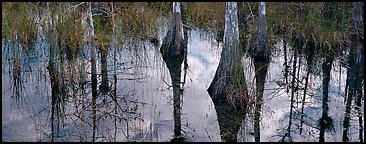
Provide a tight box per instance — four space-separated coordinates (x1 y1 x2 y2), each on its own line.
2 2 354 54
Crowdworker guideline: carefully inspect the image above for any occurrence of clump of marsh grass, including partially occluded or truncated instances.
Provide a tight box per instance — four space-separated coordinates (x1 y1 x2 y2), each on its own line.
186 2 225 30
2 3 38 49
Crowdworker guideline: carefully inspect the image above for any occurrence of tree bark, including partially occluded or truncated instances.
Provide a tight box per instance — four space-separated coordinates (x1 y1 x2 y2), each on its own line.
47 2 60 141
319 3 338 142
253 59 269 142
100 44 109 93
343 2 363 142
319 52 334 142
214 100 244 142
300 40 315 135
160 2 186 141
97 2 110 93
253 2 269 61
282 46 297 142
207 2 247 107
343 47 356 142
355 51 364 142
253 2 269 142
88 2 97 142
206 3 247 142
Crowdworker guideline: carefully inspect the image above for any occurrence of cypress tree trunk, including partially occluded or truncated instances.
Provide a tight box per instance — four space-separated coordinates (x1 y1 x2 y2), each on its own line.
343 2 363 142
319 52 334 142
46 2 60 141
282 47 297 142
98 2 110 93
354 51 363 142
253 59 269 142
100 45 109 93
343 46 356 142
300 40 315 135
318 2 338 142
110 2 118 141
207 3 247 142
280 3 289 93
352 2 364 142
253 2 269 142
88 2 97 142
160 2 186 141
283 39 289 93
207 3 247 108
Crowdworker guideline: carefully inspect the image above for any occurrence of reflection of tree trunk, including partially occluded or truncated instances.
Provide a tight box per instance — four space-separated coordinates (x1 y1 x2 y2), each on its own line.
253 2 269 142
280 3 289 94
343 47 357 142
171 65 183 139
88 2 97 142
110 2 117 141
300 41 315 135
253 58 269 142
343 2 363 142
282 47 297 142
283 40 289 93
12 41 22 101
352 2 364 142
98 2 110 94
319 52 334 142
100 46 109 93
181 2 188 86
355 51 363 142
320 4 338 141
50 74 61 141
47 2 59 141
343 33 364 142
79 44 88 141
160 2 186 141
214 101 244 142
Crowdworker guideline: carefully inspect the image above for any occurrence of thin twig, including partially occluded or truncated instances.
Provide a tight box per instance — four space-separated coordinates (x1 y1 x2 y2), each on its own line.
66 2 85 12
204 128 212 141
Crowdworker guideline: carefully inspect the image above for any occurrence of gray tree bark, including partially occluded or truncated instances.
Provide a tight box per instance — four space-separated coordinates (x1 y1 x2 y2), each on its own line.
160 2 186 141
207 2 248 142
253 2 269 142
253 2 269 60
207 2 247 108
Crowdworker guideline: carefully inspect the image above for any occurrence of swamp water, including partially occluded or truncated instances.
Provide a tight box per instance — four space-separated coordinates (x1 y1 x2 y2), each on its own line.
2 20 363 142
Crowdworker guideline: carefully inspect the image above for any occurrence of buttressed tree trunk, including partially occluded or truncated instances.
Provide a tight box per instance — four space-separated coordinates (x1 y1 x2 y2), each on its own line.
160 2 185 65
254 2 269 61
207 2 247 142
207 2 247 109
253 2 270 142
160 2 186 141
